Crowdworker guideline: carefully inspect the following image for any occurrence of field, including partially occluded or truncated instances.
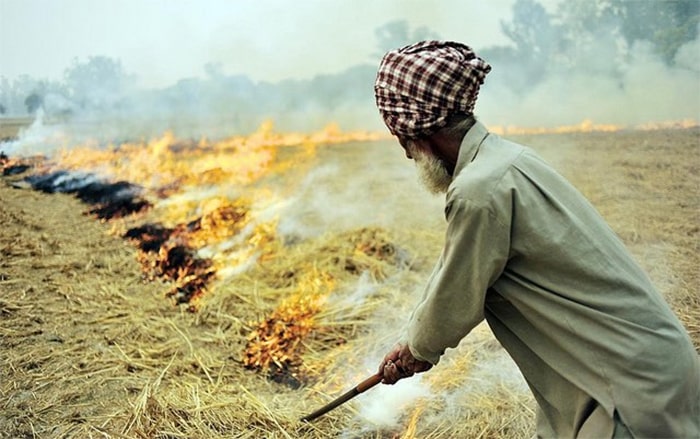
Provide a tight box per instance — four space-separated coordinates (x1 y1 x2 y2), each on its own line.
1 124 698 438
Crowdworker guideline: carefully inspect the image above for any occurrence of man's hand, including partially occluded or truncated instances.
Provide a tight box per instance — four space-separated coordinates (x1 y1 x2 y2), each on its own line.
378 343 433 384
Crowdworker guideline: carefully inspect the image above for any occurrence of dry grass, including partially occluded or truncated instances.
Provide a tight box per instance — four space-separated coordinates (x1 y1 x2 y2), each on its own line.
1 127 698 438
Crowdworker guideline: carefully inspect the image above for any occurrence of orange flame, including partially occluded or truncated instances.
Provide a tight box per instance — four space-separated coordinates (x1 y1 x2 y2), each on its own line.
20 117 697 313
243 269 335 383
40 121 385 309
489 118 698 136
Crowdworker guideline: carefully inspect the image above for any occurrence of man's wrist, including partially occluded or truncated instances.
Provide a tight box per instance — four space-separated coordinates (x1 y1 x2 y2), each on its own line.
407 340 440 365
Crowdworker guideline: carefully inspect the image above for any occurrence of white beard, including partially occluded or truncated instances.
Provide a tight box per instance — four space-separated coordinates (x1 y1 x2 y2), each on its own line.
407 143 452 195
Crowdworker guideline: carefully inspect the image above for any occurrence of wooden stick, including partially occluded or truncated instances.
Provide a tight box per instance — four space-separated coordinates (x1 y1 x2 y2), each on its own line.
300 374 383 422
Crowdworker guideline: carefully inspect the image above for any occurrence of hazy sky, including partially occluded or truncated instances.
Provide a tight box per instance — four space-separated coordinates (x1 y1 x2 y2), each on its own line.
0 0 560 88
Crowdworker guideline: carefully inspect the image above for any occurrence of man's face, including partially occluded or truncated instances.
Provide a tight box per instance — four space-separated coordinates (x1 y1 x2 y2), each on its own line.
405 141 452 194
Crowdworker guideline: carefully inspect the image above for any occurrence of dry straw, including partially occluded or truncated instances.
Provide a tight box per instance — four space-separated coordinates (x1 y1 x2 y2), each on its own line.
2 127 698 438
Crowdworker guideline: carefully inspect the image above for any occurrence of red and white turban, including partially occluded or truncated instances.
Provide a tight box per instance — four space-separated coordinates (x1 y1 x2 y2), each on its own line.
374 40 491 138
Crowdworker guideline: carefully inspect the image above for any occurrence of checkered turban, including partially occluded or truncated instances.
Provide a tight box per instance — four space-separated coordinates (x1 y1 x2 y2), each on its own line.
374 40 491 138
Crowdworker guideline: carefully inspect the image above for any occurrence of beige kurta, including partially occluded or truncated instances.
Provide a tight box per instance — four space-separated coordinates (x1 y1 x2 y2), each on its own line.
406 121 700 438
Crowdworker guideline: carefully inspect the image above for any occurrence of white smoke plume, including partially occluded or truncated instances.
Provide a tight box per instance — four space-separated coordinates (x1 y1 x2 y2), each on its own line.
479 36 700 127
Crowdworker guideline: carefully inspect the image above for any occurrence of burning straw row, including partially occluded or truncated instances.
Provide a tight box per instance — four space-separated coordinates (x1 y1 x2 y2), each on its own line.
2 125 698 438
1 125 446 437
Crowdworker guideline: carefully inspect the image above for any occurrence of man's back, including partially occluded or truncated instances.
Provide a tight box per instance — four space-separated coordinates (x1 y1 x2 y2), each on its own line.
452 124 700 437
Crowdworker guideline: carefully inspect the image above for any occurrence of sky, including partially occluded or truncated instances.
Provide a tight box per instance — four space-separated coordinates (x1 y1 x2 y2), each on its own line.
0 0 560 88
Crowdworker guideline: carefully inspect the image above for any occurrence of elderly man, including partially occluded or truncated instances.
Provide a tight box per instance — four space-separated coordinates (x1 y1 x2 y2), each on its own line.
374 41 700 438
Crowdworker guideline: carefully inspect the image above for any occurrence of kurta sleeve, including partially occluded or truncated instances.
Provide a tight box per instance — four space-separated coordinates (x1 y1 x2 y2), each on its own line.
407 194 510 364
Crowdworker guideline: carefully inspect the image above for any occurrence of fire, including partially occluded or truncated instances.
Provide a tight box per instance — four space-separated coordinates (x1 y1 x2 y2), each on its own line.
7 120 369 200
243 269 335 387
178 197 251 248
489 119 623 136
3 120 383 310
208 219 281 279
51 128 276 190
634 119 699 130
1 151 38 176
122 195 283 309
4 117 695 311
3 117 695 389
125 221 216 308
47 120 387 193
488 118 698 136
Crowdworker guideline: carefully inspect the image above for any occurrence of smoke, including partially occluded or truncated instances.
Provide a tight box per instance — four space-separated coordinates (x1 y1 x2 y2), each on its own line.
1 4 693 436
357 377 431 428
317 253 530 435
475 0 700 128
0 109 71 157
327 271 379 309
275 139 445 242
276 163 355 239
334 312 530 435
3 17 698 156
479 33 700 128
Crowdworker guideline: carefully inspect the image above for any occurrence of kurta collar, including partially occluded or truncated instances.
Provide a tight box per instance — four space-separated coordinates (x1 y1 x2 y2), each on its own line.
453 120 490 177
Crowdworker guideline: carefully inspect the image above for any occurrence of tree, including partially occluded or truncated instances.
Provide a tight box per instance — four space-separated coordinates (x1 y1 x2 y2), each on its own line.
606 0 699 65
63 56 134 110
373 20 440 58
503 0 559 81
502 0 557 58
553 1 623 77
24 92 43 114
480 0 561 93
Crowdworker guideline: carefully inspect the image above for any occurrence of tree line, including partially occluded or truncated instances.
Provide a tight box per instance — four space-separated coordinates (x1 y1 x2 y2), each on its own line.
1 0 697 133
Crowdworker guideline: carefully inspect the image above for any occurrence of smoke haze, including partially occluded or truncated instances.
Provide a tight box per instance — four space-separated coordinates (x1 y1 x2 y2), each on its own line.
2 4 697 436
2 0 698 157
0 0 555 87
480 37 700 128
